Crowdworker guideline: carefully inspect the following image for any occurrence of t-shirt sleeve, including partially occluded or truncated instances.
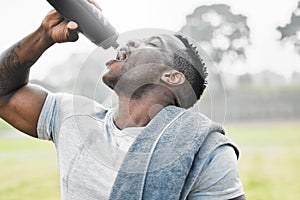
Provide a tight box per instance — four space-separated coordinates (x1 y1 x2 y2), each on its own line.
37 92 63 142
188 145 245 200
37 92 107 143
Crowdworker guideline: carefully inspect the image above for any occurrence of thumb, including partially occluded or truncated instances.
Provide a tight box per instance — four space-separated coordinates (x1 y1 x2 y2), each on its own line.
66 21 79 42
67 21 78 30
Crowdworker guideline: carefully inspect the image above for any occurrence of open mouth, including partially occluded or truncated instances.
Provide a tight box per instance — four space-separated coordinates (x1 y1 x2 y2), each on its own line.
105 47 129 67
116 47 128 62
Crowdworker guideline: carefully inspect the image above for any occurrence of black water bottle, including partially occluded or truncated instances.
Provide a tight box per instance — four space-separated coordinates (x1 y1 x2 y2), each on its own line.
46 0 119 49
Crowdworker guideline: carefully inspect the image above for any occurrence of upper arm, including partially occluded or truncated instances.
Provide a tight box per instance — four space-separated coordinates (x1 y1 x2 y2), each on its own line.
188 145 245 200
0 84 48 138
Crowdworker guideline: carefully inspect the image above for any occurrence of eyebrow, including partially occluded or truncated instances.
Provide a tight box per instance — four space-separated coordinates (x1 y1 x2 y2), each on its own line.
149 36 162 41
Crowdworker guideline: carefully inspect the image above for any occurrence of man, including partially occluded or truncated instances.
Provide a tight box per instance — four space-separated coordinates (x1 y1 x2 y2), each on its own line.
0 5 246 200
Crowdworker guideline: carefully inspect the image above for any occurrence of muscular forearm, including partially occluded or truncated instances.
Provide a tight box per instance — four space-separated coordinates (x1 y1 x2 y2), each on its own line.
0 27 54 96
0 10 79 137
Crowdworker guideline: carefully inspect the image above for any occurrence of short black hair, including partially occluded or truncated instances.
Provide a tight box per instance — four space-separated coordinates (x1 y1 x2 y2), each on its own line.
173 34 208 100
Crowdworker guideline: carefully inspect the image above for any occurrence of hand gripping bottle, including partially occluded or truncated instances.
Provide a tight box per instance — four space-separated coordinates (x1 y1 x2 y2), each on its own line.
46 0 119 49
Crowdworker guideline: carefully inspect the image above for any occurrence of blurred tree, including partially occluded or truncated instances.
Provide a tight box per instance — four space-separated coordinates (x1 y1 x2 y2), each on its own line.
180 4 251 123
180 4 250 63
277 1 300 54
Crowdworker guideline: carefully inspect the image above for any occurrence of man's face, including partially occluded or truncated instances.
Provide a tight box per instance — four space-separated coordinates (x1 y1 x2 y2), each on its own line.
102 34 187 95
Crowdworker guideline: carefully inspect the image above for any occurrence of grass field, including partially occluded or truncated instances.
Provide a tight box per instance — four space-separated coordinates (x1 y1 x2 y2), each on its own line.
227 121 300 200
0 139 60 200
0 120 300 199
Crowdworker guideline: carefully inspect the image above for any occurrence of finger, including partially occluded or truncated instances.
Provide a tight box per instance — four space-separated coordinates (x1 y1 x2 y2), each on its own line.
67 30 79 42
87 0 102 11
51 20 79 43
47 9 57 15
47 9 64 21
44 10 64 28
66 22 79 42
66 21 79 41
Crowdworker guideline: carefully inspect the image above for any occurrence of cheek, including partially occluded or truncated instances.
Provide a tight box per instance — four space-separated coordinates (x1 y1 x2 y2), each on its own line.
120 65 164 85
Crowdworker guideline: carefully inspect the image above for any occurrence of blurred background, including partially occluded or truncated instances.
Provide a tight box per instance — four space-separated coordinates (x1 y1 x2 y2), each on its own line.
0 0 300 199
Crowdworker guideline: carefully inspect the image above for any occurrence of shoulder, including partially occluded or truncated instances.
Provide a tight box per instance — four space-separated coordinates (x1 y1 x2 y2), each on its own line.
186 108 239 157
45 92 109 121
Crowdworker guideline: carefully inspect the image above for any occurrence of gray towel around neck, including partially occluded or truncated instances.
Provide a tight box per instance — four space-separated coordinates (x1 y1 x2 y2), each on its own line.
109 105 238 200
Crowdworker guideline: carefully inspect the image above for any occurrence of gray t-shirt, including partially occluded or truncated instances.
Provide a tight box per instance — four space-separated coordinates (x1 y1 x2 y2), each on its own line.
37 92 244 200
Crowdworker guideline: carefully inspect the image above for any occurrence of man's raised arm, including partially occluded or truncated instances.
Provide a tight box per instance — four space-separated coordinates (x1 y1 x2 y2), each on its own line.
0 10 79 138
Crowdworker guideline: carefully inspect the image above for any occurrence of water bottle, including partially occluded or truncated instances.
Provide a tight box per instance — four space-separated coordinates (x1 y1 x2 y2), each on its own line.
46 0 119 49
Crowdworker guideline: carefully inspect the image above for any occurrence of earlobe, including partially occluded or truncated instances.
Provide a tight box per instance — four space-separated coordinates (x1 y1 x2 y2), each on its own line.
161 70 185 85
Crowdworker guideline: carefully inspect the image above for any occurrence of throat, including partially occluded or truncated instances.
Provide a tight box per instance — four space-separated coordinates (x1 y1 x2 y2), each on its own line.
113 97 166 130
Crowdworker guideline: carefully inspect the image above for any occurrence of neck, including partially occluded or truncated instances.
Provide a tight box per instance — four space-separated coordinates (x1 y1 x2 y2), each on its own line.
113 95 171 130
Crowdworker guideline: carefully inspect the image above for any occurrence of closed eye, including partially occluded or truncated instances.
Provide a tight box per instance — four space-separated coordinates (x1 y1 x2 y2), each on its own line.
147 38 162 48
148 42 158 47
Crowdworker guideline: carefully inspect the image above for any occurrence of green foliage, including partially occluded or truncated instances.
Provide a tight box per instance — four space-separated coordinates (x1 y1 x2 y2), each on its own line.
277 1 300 54
180 4 250 63
277 1 300 38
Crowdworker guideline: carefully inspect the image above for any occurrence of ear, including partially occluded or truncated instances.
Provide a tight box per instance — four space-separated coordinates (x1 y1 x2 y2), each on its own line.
161 70 186 86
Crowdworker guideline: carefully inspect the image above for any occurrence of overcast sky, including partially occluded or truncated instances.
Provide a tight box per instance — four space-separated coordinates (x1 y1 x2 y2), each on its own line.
1 0 300 79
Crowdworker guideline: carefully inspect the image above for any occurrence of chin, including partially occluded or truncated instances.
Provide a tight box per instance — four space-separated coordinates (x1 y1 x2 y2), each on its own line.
102 74 116 90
